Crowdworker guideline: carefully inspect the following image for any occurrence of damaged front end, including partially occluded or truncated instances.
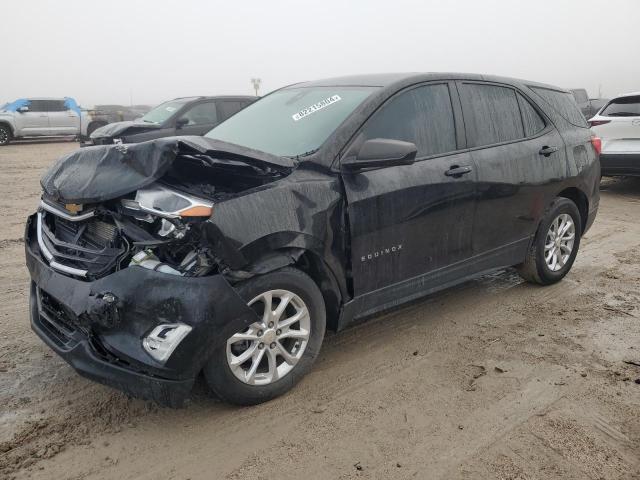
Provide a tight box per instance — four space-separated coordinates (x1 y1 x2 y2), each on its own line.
26 136 296 406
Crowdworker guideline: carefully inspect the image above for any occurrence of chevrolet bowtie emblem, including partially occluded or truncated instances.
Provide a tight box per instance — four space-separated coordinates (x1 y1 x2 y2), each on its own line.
64 203 83 214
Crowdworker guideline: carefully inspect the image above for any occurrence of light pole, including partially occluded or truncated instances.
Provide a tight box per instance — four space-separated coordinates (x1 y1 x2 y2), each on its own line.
251 78 262 97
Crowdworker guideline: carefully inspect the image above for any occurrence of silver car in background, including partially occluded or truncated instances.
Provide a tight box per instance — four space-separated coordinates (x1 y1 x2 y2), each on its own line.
0 97 91 145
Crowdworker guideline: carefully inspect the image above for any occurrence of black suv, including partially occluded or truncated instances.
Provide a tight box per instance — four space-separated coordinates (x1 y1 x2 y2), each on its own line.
88 95 255 145
25 73 599 406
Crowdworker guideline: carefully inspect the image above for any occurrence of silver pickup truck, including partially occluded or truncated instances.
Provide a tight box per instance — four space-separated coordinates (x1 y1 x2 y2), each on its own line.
0 97 91 145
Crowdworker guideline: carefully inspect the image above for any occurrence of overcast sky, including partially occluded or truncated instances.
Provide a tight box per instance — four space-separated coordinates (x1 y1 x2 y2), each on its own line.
2 0 638 107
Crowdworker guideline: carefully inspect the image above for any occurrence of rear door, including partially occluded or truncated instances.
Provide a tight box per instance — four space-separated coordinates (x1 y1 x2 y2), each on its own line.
175 101 219 136
342 82 476 300
16 100 50 135
47 100 80 135
457 81 567 264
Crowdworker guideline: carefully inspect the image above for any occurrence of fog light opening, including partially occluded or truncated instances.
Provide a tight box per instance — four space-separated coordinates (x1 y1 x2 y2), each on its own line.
142 323 192 363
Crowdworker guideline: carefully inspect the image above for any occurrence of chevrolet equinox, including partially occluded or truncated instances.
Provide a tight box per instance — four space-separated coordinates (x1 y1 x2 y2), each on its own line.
25 73 600 406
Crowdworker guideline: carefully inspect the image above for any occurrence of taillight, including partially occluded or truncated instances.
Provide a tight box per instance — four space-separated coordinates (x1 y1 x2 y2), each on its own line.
591 136 602 155
589 120 611 127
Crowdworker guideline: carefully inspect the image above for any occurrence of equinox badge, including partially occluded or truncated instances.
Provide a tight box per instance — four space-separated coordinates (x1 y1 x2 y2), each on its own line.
361 244 403 262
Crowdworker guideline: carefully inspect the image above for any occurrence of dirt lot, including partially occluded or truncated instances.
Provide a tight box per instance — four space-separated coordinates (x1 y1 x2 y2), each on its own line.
0 141 639 480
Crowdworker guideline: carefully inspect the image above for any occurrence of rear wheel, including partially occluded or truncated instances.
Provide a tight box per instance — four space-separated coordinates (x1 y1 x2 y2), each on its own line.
0 125 11 146
203 267 326 405
517 197 582 285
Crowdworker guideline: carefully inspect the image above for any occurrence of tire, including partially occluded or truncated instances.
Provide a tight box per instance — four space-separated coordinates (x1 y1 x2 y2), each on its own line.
86 122 106 137
203 267 326 406
0 125 11 146
517 197 582 285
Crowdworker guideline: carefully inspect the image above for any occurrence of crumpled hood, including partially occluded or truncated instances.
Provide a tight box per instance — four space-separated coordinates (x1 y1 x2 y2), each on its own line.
41 136 297 203
90 119 159 139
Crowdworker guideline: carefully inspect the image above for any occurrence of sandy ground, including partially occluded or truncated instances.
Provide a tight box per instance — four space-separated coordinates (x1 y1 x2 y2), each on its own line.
0 141 639 480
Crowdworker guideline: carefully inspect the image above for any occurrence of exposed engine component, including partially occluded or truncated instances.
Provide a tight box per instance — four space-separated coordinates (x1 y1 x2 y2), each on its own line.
129 250 183 276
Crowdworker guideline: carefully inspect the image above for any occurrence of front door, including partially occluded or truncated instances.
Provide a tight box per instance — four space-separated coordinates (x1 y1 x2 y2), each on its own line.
15 100 50 135
175 101 219 136
341 82 476 309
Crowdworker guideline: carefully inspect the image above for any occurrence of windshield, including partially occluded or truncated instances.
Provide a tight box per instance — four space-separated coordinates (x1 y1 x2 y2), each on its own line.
141 99 189 124
206 86 378 157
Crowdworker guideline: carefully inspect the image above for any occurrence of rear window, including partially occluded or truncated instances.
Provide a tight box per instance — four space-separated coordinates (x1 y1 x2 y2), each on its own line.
531 87 588 127
601 96 640 117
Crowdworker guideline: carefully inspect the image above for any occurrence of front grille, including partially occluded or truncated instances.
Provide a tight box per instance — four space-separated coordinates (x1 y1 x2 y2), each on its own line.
38 209 126 279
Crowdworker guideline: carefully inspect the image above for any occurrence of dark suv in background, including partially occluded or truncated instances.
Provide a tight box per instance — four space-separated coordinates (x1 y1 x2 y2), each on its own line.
88 95 256 145
26 73 600 406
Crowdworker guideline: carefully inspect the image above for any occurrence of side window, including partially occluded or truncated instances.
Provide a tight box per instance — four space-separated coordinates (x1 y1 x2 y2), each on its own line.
359 83 457 158
460 83 524 147
43 100 66 112
218 101 246 120
530 87 588 127
180 102 217 125
517 93 545 137
27 100 47 112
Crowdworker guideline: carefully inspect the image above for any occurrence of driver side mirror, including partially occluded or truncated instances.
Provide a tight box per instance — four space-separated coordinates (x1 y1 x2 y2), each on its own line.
341 138 417 171
17 106 29 113
175 117 189 129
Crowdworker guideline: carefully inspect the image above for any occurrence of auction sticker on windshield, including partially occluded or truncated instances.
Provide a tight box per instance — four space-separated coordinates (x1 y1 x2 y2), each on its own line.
292 95 341 121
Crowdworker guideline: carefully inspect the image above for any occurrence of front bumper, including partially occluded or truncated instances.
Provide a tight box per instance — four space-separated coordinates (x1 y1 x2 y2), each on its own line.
25 214 259 407
600 153 640 177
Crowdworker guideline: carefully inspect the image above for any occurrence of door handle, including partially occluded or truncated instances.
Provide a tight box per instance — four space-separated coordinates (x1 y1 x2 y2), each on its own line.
539 146 559 157
445 165 472 178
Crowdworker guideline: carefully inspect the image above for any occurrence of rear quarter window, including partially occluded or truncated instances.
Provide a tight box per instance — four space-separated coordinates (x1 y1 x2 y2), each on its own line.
531 87 588 127
517 93 546 137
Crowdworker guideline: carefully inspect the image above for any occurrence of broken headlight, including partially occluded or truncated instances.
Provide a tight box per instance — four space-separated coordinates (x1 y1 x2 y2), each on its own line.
132 184 213 219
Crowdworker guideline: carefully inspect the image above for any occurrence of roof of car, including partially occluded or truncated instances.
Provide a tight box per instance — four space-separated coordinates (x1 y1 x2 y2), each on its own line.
172 95 256 101
616 91 640 98
290 72 565 92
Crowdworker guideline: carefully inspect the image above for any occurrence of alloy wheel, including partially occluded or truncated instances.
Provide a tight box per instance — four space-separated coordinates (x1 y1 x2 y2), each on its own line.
226 289 311 385
544 213 575 272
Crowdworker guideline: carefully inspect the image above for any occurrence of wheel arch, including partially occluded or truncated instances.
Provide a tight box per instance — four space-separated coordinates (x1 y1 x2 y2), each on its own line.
231 242 345 332
0 121 14 136
556 187 589 235
87 120 107 136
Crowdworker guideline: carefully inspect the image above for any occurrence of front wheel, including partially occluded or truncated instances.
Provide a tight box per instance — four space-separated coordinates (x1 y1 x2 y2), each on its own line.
0 125 11 146
517 197 582 285
203 267 326 405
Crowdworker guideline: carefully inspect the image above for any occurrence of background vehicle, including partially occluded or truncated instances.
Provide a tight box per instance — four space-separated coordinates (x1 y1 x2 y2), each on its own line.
26 73 600 406
589 91 640 176
570 88 608 119
0 97 90 145
88 95 256 145
85 104 152 136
